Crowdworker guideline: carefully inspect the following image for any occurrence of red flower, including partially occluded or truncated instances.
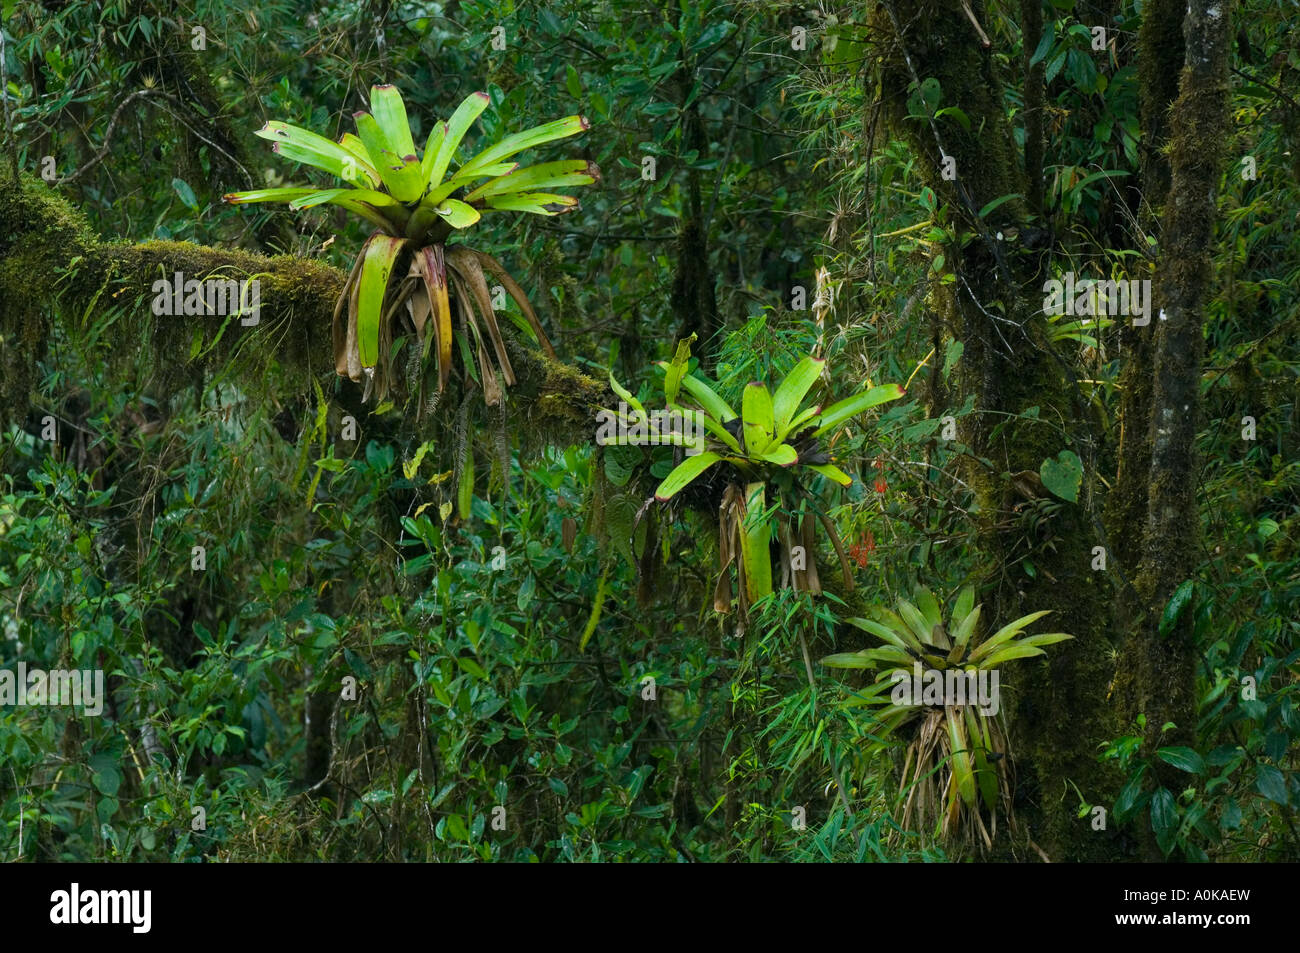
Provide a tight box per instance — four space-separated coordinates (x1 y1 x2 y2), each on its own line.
847 531 876 569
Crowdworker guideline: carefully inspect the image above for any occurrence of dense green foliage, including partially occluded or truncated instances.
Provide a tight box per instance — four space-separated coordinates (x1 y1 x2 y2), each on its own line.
1 0 1296 862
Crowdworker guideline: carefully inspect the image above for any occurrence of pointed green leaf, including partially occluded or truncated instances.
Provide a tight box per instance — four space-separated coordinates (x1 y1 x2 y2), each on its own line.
608 369 645 418
846 616 923 654
354 111 424 202
429 91 492 190
813 383 906 436
659 335 695 405
787 402 822 433
821 651 877 670
1016 632 1074 649
288 187 402 210
697 413 742 453
951 585 975 629
754 443 797 466
459 115 590 179
976 643 1047 668
1156 746 1204 775
224 187 320 205
915 587 943 630
897 600 935 646
423 161 521 206
968 609 1052 662
680 373 737 421
1158 579 1195 637
435 198 481 228
806 463 852 486
255 121 379 187
338 132 376 167
482 192 580 215
855 646 915 667
951 603 982 651
654 451 723 501
465 159 600 200
420 122 447 186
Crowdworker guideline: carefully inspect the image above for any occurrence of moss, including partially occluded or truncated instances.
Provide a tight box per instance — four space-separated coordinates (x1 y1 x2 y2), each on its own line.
0 172 100 420
508 339 611 452
0 169 611 463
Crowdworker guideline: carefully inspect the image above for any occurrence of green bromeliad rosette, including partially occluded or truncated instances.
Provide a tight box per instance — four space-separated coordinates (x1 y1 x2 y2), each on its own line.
226 84 599 406
823 585 1073 851
643 341 904 620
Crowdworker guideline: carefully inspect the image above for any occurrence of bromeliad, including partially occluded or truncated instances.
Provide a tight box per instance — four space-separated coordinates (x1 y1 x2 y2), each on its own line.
822 586 1073 850
645 341 904 618
225 84 599 406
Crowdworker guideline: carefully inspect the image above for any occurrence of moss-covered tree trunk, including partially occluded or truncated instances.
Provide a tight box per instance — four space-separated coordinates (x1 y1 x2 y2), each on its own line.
1107 0 1185 573
1113 0 1232 858
871 0 1117 860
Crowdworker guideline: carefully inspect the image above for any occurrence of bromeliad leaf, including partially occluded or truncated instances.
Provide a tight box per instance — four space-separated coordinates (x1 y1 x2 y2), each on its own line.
368 84 419 162
354 233 408 368
771 356 824 439
465 159 601 201
742 382 776 454
680 372 737 421
354 110 424 202
655 451 724 500
482 193 581 215
814 383 905 436
435 199 481 228
255 121 380 188
459 115 590 178
427 91 492 191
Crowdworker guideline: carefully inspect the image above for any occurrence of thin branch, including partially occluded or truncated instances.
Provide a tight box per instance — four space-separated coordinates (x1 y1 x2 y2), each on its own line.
54 89 164 186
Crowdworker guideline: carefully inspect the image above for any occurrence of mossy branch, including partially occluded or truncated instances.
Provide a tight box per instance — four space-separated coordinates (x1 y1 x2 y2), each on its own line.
0 170 608 445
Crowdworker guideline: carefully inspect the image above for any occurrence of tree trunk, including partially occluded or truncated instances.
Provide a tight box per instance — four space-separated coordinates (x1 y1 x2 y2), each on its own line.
870 0 1118 860
1113 0 1232 858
